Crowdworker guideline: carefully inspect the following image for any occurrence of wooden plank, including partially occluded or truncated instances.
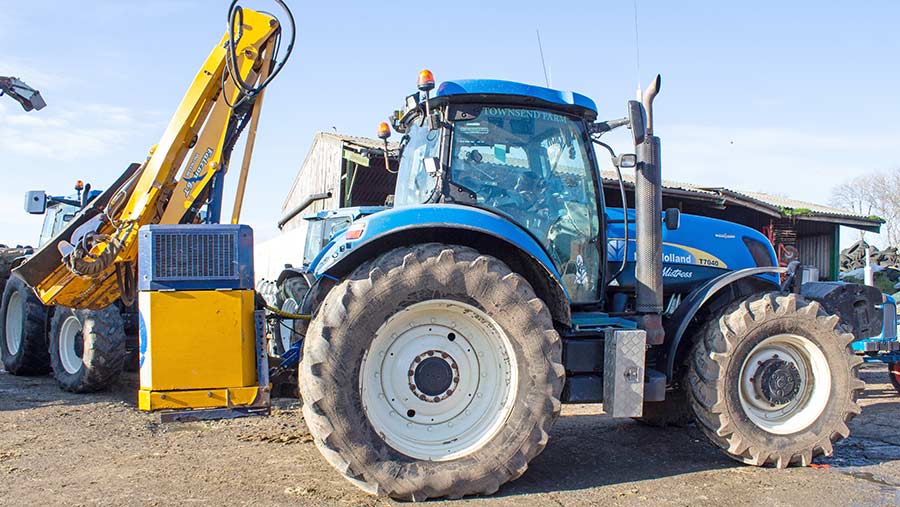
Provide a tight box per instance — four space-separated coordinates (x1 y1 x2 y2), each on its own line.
343 148 370 167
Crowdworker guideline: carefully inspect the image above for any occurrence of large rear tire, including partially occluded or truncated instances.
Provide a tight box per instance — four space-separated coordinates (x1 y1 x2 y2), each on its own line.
0 275 50 375
687 292 863 468
300 243 564 500
48 306 126 393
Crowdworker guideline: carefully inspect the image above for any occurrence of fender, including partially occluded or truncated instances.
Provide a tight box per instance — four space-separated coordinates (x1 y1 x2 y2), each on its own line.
309 204 572 325
663 266 786 379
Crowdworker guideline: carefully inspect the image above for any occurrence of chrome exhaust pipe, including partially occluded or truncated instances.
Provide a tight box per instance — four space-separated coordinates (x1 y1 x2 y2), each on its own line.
634 75 664 343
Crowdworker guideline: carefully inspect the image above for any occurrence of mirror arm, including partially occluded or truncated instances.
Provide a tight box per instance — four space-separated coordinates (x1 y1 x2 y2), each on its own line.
590 117 629 136
592 138 629 284
47 196 83 208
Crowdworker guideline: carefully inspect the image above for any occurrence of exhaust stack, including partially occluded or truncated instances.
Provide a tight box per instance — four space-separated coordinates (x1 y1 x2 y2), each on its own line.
634 75 664 343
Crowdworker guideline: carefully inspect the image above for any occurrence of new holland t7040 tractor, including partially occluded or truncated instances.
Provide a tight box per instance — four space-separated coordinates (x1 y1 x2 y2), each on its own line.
285 72 883 500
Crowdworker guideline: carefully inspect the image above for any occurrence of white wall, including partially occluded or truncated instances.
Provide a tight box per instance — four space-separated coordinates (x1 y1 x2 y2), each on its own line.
253 221 309 283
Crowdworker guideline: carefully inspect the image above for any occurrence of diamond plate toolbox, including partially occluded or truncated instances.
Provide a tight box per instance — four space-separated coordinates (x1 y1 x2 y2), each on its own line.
603 329 647 417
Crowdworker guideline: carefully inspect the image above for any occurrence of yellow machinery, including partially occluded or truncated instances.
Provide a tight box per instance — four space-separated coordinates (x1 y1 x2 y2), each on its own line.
136 224 269 418
13 1 295 416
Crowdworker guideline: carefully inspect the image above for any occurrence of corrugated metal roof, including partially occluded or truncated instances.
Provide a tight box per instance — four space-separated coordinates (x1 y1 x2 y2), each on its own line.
318 132 399 151
599 170 882 230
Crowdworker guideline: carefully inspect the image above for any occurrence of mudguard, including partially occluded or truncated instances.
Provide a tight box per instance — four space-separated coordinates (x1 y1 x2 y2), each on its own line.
308 204 571 323
663 266 785 379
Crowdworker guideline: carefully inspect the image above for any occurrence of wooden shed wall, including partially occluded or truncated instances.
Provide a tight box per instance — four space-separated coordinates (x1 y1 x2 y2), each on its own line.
281 134 343 232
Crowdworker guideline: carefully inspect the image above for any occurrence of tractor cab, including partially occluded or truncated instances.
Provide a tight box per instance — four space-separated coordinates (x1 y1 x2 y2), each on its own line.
389 75 605 303
24 181 102 246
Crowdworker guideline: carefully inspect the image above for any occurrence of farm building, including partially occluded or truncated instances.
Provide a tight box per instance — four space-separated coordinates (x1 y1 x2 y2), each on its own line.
279 132 399 232
256 133 399 280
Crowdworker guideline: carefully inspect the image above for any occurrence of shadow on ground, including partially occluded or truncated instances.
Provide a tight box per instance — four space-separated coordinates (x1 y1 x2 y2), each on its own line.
0 368 138 411
500 412 736 496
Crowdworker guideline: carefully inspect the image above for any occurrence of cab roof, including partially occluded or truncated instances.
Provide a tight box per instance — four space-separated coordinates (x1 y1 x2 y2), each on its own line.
435 79 598 120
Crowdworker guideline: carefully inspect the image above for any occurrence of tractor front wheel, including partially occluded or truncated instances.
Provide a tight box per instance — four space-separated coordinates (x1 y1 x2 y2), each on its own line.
687 292 863 468
300 243 564 500
48 306 126 393
0 275 50 375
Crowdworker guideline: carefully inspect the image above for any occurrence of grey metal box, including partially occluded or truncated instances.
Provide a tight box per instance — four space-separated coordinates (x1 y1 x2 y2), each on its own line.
603 329 647 418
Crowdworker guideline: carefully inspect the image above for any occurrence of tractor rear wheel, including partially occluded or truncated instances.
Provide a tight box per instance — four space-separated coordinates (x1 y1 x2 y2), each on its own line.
48 306 126 393
889 362 900 393
0 275 50 375
300 243 564 500
687 292 863 468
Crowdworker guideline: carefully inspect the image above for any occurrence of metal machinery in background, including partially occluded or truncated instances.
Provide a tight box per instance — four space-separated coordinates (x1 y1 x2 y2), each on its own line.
0 76 46 111
852 294 900 392
137 225 269 419
2 1 295 411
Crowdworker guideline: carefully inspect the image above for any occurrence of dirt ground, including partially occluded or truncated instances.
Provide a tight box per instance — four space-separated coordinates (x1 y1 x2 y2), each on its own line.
0 366 898 507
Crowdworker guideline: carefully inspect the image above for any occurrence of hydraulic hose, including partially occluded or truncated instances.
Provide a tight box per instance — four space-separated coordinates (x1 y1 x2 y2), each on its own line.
226 0 295 106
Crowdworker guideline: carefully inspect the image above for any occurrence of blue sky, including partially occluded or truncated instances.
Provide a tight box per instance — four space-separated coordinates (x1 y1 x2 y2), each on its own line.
1 0 898 247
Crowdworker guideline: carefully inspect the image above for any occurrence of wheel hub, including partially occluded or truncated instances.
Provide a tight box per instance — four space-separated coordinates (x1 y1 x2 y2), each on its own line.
755 357 802 405
360 299 517 461
410 352 458 400
738 333 831 435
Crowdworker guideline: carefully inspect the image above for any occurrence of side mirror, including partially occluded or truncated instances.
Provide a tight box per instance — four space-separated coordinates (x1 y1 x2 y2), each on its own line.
25 190 47 214
616 153 637 169
664 208 681 230
627 100 646 146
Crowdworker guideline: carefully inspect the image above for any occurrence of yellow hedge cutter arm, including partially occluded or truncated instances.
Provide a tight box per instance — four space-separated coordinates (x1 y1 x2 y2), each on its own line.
15 3 294 310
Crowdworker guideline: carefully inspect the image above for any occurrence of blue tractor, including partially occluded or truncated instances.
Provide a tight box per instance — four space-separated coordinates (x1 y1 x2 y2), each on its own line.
287 71 884 500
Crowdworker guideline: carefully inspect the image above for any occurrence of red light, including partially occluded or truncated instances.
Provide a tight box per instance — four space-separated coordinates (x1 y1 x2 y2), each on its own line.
377 122 391 140
75 180 84 191
346 223 366 240
417 69 435 92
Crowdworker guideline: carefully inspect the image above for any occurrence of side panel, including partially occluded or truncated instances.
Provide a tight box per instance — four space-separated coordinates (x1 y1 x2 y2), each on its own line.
139 289 257 392
607 208 779 290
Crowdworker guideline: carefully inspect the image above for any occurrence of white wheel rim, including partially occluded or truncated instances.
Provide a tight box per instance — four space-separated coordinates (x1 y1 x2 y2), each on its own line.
360 299 518 461
5 292 23 356
738 333 831 435
280 298 298 352
58 315 84 375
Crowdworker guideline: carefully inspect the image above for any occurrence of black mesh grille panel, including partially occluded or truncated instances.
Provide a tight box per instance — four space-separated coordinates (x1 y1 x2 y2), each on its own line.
152 231 237 281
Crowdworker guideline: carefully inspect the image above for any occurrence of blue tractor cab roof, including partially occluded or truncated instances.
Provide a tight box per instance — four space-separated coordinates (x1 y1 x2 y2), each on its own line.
435 79 598 120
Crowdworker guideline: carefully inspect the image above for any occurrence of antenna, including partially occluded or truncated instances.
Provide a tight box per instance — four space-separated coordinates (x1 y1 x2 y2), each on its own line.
633 0 642 100
536 29 550 88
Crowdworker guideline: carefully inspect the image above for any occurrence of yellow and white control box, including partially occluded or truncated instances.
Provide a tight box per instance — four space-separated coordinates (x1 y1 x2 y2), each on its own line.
138 289 261 411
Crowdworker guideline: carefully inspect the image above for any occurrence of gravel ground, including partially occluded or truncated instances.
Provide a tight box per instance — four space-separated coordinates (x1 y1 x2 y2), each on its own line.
0 365 897 506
